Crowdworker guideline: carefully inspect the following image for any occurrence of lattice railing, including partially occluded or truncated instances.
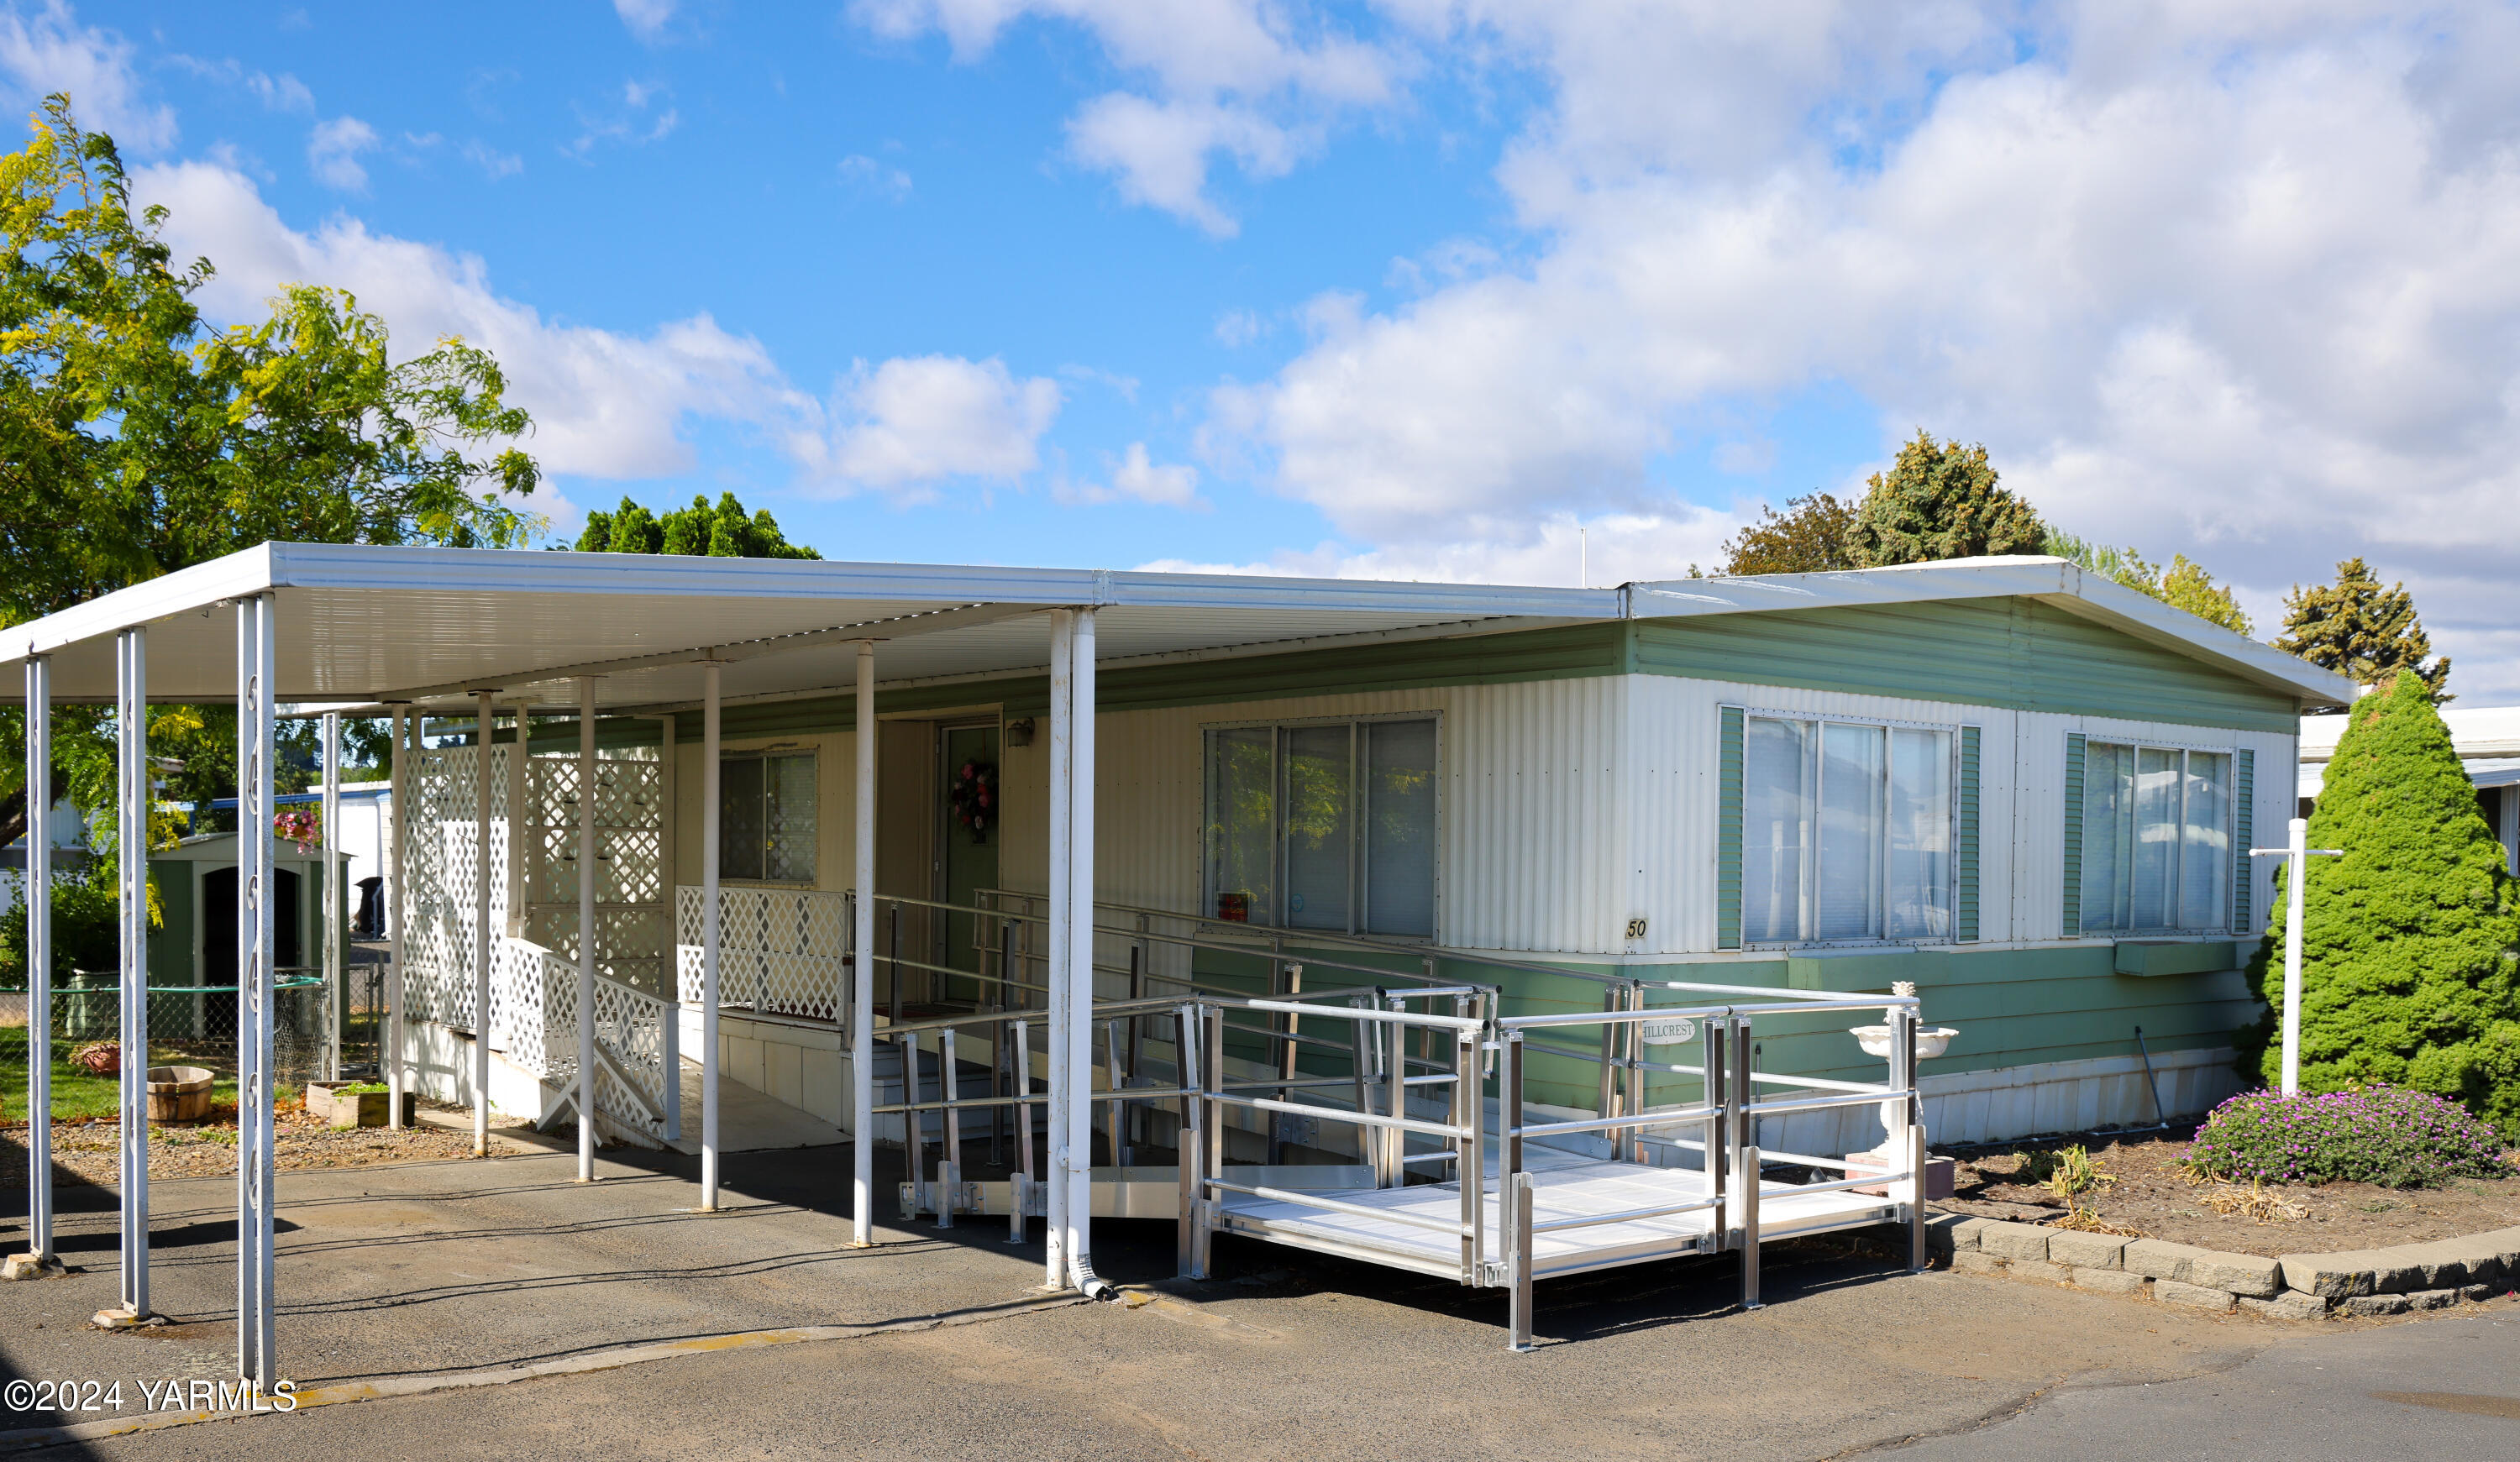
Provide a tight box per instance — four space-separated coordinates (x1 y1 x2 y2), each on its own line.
675 884 851 1024
396 739 673 1140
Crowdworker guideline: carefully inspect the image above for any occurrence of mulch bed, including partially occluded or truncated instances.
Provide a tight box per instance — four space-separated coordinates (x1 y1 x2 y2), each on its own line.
0 1102 494 1187
1938 1128 2520 1257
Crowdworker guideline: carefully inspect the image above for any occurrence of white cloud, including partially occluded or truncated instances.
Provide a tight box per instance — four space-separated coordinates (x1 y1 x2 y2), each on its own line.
247 70 312 113
1214 308 1267 347
614 0 675 40
306 114 377 191
568 79 677 159
837 152 911 200
810 355 1062 494
853 0 1402 233
1195 2 2520 696
1059 442 1205 508
1137 507 1742 587
0 0 173 149
462 138 522 181
135 160 811 481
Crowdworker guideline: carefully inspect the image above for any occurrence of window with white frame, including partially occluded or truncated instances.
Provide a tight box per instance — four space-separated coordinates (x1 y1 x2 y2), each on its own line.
2080 741 2230 932
719 750 816 883
1203 716 1438 937
1742 715 1954 944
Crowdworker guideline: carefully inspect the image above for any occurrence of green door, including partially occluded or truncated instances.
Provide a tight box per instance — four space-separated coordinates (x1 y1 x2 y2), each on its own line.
937 724 1001 1004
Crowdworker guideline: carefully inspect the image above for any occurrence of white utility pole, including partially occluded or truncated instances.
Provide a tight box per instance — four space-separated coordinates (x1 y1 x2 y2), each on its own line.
2249 816 2343 1097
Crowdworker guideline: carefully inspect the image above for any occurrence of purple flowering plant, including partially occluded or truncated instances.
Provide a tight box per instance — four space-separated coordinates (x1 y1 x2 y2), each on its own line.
2185 1086 2512 1189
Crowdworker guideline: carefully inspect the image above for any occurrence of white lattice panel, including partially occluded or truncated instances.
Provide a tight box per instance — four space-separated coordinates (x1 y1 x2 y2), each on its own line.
674 885 852 1024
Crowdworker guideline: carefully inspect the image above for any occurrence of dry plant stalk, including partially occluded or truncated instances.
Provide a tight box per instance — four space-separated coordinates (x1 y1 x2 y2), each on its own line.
2198 1178 2308 1224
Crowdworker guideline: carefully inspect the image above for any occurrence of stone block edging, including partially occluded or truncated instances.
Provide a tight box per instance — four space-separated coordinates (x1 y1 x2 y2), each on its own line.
1927 1214 2520 1322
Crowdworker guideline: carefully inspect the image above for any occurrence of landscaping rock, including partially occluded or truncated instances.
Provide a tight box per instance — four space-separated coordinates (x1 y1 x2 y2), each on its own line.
2459 1284 2495 1302
2279 1252 2381 1298
2339 1293 2410 1318
2154 1279 2234 1313
1951 1251 2007 1276
2124 1239 2202 1284
2006 1260 2076 1286
1975 1221 2054 1263
2403 1288 2463 1312
2045 1230 2131 1270
2399 1242 2470 1289
2073 1268 2148 1296
1925 1213 1990 1255
2184 1250 2281 1299
2239 1292 2329 1322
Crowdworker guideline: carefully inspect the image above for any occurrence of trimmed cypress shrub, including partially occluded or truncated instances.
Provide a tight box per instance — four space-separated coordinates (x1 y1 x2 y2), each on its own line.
2240 671 2520 1134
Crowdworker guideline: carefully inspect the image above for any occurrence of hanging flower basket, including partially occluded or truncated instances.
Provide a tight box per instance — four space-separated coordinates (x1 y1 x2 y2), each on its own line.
273 807 320 852
948 760 996 843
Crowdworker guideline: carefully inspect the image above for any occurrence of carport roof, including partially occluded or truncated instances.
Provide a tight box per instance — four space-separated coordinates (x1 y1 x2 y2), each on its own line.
0 543 2351 714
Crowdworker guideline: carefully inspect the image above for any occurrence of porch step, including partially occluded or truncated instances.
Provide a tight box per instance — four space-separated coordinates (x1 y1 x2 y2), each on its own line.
663 1056 846 1155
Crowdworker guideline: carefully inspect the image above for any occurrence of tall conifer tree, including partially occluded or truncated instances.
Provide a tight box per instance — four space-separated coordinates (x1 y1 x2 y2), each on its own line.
2240 671 2520 1133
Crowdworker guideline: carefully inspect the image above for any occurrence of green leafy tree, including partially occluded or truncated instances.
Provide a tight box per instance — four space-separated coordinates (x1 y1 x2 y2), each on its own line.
1842 431 2045 567
574 491 820 560
1714 492 1859 574
2239 671 2520 1134
2044 530 2253 635
0 95 540 852
2275 557 2449 707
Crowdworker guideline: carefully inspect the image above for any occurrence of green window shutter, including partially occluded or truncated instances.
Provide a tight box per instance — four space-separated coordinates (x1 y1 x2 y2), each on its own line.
1956 726 1982 942
2232 747 2255 933
1717 706 1745 951
2061 732 2086 937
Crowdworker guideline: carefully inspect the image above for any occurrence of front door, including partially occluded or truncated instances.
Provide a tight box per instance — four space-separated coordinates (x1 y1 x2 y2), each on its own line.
936 724 1001 1005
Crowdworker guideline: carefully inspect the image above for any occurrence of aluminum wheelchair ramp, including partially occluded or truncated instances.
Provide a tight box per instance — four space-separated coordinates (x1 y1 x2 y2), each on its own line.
1214 1149 1900 1283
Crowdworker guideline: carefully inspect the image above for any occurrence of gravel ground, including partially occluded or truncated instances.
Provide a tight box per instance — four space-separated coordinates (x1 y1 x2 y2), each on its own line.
1940 1131 2520 1253
0 1104 497 1187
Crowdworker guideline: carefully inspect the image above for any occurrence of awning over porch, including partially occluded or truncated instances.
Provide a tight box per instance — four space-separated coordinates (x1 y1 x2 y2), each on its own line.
0 542 1617 712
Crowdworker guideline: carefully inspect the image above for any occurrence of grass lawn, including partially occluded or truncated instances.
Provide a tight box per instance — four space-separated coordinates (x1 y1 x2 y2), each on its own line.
0 1048 241 1122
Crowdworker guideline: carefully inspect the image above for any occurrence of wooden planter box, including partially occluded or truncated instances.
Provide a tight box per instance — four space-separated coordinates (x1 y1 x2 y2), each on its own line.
306 1082 417 1129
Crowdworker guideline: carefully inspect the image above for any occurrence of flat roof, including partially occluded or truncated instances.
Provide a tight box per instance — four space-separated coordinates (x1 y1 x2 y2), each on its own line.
0 543 2353 714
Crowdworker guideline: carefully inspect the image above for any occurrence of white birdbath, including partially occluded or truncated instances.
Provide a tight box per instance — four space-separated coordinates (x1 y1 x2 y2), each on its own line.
1850 990 1956 1161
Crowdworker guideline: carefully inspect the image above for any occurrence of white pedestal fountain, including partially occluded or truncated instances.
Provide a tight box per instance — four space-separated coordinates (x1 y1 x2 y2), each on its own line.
1847 981 1956 1161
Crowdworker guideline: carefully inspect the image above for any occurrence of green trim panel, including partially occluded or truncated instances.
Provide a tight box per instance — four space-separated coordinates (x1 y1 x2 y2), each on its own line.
1483 942 2255 1110
1716 705 1745 951
1956 725 1982 942
2113 940 2240 977
2232 747 2255 933
1630 598 2301 733
653 622 1630 741
2062 732 2086 938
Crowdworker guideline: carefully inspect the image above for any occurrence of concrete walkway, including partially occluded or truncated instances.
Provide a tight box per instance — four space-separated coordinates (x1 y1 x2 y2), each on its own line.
660 1056 844 1155
10 1139 2517 1460
0 1137 1043 1429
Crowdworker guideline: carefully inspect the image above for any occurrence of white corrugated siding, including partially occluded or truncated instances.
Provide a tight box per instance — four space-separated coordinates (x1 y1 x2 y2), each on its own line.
1625 677 2023 955
752 673 2297 960
990 679 1641 954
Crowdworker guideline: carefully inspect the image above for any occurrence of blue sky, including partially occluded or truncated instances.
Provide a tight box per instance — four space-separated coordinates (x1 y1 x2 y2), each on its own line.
9 3 2520 694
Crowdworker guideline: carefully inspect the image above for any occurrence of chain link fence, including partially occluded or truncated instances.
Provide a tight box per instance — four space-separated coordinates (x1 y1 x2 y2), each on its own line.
1 972 333 1120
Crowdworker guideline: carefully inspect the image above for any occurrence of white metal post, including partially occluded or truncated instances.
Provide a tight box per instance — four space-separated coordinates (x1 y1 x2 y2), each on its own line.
851 641 876 1247
1065 607 1099 1292
657 713 678 1143
471 690 493 1155
2250 816 2341 1098
701 661 722 1210
322 710 341 1082
238 596 276 1386
577 678 598 1182
1043 610 1071 1290
115 627 150 1318
386 705 407 1129
21 655 54 1268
